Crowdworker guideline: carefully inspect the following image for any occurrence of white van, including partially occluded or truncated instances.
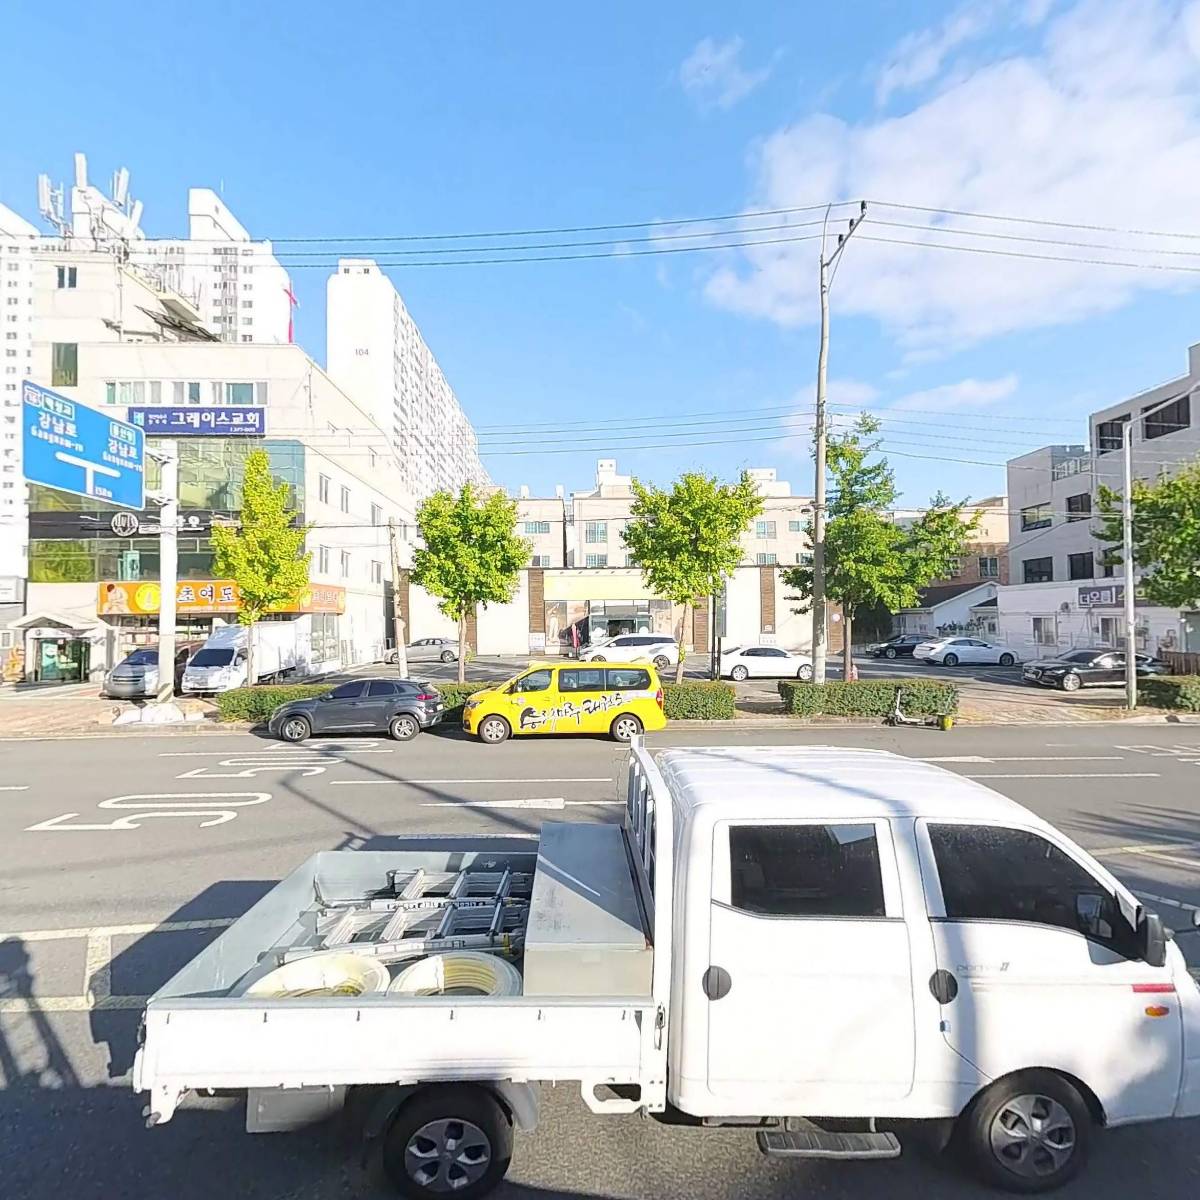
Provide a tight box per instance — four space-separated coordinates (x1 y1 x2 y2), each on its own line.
136 746 1200 1196
180 620 311 693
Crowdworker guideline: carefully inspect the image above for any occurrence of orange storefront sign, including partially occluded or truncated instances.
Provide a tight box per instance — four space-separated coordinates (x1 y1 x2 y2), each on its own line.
97 580 345 617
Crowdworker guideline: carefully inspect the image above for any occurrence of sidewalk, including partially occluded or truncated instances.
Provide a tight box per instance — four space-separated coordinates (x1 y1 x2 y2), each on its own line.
0 685 218 738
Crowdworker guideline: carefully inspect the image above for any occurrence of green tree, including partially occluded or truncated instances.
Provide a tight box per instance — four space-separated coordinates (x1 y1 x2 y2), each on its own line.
210 449 311 686
622 471 763 683
783 416 980 679
1095 462 1200 609
412 484 530 682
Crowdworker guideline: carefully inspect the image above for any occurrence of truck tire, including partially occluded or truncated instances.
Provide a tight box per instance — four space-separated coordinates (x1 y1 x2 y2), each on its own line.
478 715 510 745
381 1084 513 1200
279 715 311 743
389 713 420 742
959 1070 1091 1193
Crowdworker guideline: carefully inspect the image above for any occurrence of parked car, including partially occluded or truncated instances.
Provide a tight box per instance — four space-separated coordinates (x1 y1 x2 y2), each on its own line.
580 634 679 670
914 637 1019 667
866 635 923 659
720 644 814 681
1022 649 1170 692
463 662 666 743
268 678 444 742
103 643 198 699
385 637 459 665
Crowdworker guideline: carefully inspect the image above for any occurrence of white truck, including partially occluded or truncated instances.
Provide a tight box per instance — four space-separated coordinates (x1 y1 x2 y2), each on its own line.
180 619 313 694
134 745 1200 1197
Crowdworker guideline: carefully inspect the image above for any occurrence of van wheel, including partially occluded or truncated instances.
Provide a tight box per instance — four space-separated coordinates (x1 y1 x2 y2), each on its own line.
960 1071 1091 1193
730 665 749 682
611 714 643 743
389 714 420 742
279 716 310 743
381 1084 512 1200
653 655 670 670
478 715 510 745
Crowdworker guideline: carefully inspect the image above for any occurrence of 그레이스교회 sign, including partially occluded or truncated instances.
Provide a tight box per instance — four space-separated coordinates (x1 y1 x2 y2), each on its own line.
127 407 266 436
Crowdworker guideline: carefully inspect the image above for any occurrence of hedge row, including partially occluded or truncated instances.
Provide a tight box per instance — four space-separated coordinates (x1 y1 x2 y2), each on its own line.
1139 675 1200 712
216 684 333 722
662 681 736 720
778 678 958 718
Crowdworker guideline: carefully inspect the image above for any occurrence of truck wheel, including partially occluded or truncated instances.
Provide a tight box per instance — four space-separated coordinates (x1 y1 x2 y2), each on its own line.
279 716 310 743
730 665 749 682
611 714 643 742
440 650 455 663
389 714 420 742
381 1084 512 1200
478 716 510 745
960 1071 1091 1193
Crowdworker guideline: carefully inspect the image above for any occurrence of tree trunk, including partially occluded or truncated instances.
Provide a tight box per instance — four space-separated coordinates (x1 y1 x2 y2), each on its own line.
457 607 467 684
842 607 854 683
674 609 686 685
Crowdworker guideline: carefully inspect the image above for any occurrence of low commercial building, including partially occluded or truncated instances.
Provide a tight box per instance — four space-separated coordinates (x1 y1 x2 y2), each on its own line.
893 581 1000 638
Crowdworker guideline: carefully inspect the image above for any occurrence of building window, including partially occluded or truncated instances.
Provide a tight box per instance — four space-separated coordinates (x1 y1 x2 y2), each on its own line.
1032 616 1057 646
584 520 607 543
370 503 383 526
318 546 330 574
1143 395 1190 440
149 380 162 405
978 555 999 578
340 550 351 578
525 520 551 535
226 382 253 405
1066 493 1092 522
531 554 551 567
1096 414 1130 454
1100 553 1119 579
340 485 350 513
318 474 330 504
1068 551 1094 581
755 520 777 539
585 553 608 567
788 519 803 533
371 560 383 584
1020 503 1052 532
1023 556 1054 584
56 266 77 289
51 342 78 387
795 551 813 565
756 552 777 565
187 382 201 405
946 557 962 578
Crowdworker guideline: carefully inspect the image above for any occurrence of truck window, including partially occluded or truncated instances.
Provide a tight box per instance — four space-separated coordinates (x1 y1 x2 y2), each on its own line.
928 824 1136 954
729 824 885 918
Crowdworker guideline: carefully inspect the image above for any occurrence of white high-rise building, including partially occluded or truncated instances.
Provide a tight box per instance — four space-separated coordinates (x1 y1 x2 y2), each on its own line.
326 258 487 499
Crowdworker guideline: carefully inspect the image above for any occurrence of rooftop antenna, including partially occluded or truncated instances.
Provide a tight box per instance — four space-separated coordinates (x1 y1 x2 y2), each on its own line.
112 166 129 209
37 172 68 237
74 152 88 190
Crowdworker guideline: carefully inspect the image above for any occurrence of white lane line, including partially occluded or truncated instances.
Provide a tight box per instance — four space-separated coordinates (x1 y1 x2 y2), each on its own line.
420 798 623 810
1138 850 1200 870
0 917 236 943
0 785 30 791
964 772 1160 779
0 994 147 1014
925 756 1124 764
1094 839 1200 857
331 777 614 787
1135 890 1200 915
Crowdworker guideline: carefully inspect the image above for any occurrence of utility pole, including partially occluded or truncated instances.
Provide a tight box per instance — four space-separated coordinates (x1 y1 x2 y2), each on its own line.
811 201 867 686
152 440 178 706
388 520 408 678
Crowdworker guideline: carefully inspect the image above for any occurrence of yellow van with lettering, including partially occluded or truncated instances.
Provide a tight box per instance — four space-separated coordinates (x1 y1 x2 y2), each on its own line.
462 661 667 744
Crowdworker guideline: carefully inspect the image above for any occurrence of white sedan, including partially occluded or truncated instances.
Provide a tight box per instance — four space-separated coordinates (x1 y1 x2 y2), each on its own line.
914 636 1020 667
720 644 813 681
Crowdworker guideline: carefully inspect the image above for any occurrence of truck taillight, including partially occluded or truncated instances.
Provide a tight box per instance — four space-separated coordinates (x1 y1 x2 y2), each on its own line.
655 688 663 709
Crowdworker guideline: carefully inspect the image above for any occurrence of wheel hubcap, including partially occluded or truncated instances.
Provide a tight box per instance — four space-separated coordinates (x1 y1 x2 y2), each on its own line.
616 718 638 739
404 1118 491 1192
395 718 416 737
482 721 504 742
989 1093 1076 1179
284 719 306 740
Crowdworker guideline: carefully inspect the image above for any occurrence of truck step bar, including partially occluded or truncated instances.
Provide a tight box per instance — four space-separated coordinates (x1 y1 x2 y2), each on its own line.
757 1129 901 1160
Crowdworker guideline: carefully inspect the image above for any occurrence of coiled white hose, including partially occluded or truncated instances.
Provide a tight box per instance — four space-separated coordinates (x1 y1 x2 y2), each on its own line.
387 951 523 997
245 952 391 998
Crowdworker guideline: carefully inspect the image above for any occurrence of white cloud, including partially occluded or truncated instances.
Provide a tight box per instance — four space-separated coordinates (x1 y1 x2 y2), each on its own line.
680 36 773 111
888 373 1019 412
705 0 1200 353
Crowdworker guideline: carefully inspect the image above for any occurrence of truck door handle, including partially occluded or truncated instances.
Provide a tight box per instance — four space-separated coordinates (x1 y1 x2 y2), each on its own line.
929 969 958 1004
702 965 732 1001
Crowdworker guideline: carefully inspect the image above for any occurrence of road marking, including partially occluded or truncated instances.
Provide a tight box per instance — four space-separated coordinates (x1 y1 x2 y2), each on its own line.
0 785 30 791
177 755 342 779
0 917 236 942
26 792 271 832
1135 890 1200 915
963 772 1161 779
0 994 147 1014
420 797 623 810
1094 838 1200 857
330 777 614 787
925 756 1124 764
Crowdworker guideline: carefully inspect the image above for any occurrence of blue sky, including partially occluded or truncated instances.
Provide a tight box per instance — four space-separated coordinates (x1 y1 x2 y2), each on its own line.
4 1 1200 507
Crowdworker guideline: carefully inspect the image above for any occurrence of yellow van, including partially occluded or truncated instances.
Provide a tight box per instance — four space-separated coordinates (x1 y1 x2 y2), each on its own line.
462 661 667 744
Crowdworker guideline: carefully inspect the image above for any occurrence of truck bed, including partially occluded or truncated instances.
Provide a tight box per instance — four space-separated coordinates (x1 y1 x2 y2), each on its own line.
134 837 660 1125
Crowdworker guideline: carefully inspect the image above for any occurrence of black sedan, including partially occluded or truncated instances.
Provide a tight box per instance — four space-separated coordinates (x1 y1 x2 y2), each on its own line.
867 635 924 660
268 678 444 742
1022 649 1170 692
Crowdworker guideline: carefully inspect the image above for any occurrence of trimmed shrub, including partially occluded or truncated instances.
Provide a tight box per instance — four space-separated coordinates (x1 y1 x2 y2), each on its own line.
663 680 736 720
1139 675 1200 712
430 682 488 720
216 684 332 723
778 678 958 718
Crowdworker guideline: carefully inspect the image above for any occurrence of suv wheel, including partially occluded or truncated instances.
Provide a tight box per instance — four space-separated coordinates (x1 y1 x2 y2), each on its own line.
478 715 510 745
389 714 420 742
279 715 310 743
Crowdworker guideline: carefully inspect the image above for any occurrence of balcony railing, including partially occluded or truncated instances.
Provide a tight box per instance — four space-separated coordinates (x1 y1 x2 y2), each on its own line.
1051 455 1090 482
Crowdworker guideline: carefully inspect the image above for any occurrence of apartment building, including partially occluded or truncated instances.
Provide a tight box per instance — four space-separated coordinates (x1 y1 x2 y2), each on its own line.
326 258 487 500
998 340 1200 657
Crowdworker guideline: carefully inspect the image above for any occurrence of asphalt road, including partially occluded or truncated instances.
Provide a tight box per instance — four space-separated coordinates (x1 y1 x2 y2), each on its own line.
1 723 1198 1199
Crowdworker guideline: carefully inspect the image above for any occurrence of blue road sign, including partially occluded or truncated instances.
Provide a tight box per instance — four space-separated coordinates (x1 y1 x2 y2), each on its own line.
22 381 145 509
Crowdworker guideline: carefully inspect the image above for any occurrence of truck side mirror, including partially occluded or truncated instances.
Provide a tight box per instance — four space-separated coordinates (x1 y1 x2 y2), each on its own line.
1074 893 1109 940
1137 911 1168 968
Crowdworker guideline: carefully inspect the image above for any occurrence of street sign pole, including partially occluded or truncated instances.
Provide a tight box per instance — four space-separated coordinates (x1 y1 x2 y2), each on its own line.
151 441 178 706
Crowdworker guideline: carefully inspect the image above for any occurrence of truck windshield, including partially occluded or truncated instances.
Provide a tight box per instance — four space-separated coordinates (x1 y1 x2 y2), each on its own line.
190 648 235 668
122 648 159 666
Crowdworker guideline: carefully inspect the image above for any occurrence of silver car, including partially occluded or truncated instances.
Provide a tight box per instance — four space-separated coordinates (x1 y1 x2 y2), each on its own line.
385 637 459 665
103 644 195 699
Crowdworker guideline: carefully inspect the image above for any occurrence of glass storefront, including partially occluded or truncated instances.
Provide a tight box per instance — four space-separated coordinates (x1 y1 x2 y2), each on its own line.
543 598 674 652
